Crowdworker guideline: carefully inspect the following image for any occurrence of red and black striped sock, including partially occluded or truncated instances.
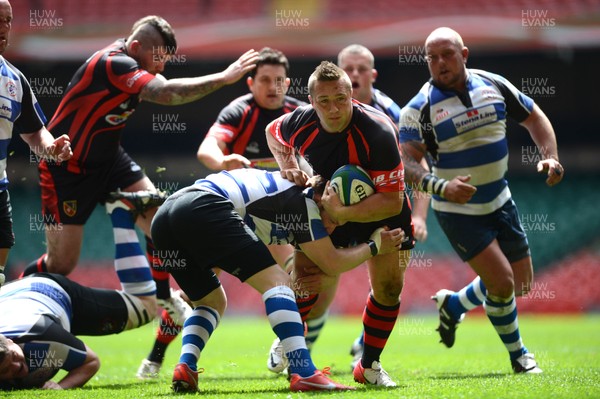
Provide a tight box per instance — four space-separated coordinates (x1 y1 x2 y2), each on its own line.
145 236 170 300
20 254 47 278
361 294 400 367
296 294 319 323
147 309 182 363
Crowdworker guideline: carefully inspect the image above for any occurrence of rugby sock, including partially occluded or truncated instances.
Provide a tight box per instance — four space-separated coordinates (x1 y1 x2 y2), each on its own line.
296 294 319 323
147 309 182 364
146 235 171 300
485 293 527 361
264 285 317 378
179 306 219 371
20 254 48 277
110 207 156 296
446 276 487 319
361 294 400 367
305 310 329 351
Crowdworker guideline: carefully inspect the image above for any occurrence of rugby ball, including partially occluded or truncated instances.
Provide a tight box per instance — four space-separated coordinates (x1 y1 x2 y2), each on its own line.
330 165 375 205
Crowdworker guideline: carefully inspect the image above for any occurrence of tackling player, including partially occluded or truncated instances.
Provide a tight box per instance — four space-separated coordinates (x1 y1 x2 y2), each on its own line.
150 167 404 392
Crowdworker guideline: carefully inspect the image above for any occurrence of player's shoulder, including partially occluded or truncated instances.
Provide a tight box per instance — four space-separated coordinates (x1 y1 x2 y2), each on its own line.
283 95 308 108
469 68 512 89
404 82 432 111
224 93 255 111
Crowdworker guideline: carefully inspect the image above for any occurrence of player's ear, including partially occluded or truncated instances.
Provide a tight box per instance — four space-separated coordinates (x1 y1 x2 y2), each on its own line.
308 94 313 105
128 39 142 57
246 76 253 90
371 68 378 83
462 46 469 64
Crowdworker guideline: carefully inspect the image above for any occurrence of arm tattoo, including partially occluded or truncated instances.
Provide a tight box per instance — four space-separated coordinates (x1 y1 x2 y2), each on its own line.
401 141 429 185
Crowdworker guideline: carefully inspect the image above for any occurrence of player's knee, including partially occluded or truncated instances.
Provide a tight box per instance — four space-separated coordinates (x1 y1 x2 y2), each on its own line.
486 276 515 298
515 277 534 296
45 255 78 275
121 292 157 330
372 282 402 306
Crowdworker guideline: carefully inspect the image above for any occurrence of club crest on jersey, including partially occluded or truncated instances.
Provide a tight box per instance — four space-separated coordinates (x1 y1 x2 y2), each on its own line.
6 80 17 97
63 200 77 217
105 109 135 125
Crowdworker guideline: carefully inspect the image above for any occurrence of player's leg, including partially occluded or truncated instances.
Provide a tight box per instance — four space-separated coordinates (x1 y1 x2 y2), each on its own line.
467 241 541 373
244 262 353 392
305 279 339 350
352 249 408 387
0 190 14 286
38 272 156 335
106 153 189 378
43 225 84 275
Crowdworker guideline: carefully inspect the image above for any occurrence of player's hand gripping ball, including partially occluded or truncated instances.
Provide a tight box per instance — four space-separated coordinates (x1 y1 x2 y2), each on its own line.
330 165 375 205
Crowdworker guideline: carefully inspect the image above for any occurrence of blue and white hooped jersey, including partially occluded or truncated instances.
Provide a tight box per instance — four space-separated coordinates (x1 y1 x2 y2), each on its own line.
371 88 401 126
0 277 87 388
0 56 47 191
399 69 534 215
191 168 328 246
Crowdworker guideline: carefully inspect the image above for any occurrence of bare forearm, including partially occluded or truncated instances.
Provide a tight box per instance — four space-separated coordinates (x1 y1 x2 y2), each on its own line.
337 192 403 223
266 129 298 169
141 73 228 105
523 105 559 160
400 142 430 184
57 361 99 389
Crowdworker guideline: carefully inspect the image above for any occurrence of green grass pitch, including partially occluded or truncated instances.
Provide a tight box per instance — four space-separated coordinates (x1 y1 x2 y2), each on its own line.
6 314 599 398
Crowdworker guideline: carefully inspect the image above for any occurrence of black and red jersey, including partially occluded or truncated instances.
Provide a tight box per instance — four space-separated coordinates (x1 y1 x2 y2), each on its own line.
47 39 155 173
207 93 305 160
268 100 405 193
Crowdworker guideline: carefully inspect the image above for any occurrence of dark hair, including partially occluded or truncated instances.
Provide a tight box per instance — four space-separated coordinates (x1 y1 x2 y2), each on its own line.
249 47 289 78
131 16 177 54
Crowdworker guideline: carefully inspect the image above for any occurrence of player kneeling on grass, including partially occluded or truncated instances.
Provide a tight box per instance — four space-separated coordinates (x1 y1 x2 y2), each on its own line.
151 168 404 392
0 272 157 390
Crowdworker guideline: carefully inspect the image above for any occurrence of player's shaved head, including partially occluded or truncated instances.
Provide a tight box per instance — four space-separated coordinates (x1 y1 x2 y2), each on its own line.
337 44 375 68
425 27 464 50
129 15 177 54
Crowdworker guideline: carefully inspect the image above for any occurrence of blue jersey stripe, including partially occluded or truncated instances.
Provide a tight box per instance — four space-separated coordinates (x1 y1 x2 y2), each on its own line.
438 139 508 169
0 138 10 159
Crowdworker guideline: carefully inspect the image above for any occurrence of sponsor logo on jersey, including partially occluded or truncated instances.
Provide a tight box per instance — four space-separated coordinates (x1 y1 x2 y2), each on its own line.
452 105 497 134
0 100 12 119
246 141 260 154
105 109 135 125
373 169 404 186
434 108 450 122
126 70 147 88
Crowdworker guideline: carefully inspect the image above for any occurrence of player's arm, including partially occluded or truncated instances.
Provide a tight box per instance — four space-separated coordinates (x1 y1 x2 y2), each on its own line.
298 227 404 276
139 49 259 105
197 135 250 171
266 119 309 186
519 103 564 186
51 344 99 389
20 127 72 163
410 158 432 242
400 139 475 204
321 182 402 225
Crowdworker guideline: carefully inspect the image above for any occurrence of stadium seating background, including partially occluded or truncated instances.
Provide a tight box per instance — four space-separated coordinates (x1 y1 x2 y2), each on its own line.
4 0 600 314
